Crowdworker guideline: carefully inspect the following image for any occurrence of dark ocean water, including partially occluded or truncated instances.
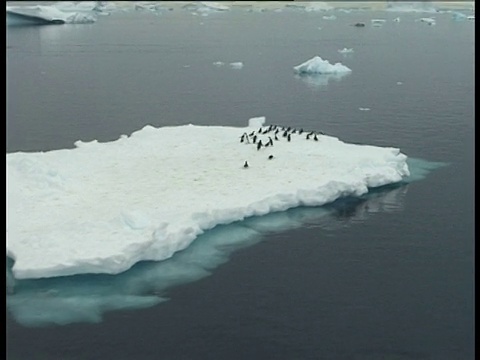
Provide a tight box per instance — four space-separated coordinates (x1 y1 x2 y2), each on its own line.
6 6 474 360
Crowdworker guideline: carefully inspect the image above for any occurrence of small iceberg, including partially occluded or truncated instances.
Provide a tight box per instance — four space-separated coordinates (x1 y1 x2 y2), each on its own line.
338 48 354 54
229 62 244 69
419 17 436 25
371 18 386 26
293 56 352 75
322 15 337 20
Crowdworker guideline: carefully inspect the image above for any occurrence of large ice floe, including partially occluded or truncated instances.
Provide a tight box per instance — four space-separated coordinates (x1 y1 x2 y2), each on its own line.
7 117 410 281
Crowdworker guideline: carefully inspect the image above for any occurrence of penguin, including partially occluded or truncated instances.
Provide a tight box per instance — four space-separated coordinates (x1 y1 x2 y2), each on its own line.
314 134 318 141
274 134 279 141
267 137 273 146
287 134 291 142
299 128 304 134
249 131 255 137
244 161 249 168
268 155 274 160
252 135 257 144
306 133 311 140
283 131 288 137
257 140 263 150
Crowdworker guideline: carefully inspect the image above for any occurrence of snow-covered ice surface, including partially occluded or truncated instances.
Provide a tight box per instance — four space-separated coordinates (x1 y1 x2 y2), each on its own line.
7 118 410 280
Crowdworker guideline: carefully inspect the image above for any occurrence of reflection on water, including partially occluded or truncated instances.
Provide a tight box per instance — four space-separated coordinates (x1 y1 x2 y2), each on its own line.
6 158 446 327
294 72 351 89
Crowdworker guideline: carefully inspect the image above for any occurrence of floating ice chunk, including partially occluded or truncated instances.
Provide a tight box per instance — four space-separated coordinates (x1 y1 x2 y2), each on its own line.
451 12 467 21
183 2 228 13
386 2 438 13
419 17 436 25
359 107 371 111
322 15 337 20
371 18 386 26
213 61 225 66
229 62 244 69
397 81 403 85
304 2 333 12
338 48 354 54
467 15 475 20
248 116 266 128
6 4 96 24
293 56 352 75
201 2 229 11
394 17 401 22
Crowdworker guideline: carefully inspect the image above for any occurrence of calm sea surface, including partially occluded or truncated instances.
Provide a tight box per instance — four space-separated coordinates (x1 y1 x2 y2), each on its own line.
6 6 474 360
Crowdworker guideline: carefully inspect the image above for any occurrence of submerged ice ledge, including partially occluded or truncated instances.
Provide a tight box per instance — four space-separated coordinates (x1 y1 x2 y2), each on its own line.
7 119 409 280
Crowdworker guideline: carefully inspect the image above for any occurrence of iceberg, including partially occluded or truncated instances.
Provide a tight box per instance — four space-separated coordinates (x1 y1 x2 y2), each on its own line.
7 119 409 280
293 56 352 75
229 62 244 69
6 157 446 327
6 4 96 25
419 17 436 25
338 48 354 54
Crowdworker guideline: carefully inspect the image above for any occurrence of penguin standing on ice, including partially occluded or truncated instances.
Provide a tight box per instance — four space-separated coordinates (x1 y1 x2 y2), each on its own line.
268 155 274 160
244 161 249 168
257 140 263 150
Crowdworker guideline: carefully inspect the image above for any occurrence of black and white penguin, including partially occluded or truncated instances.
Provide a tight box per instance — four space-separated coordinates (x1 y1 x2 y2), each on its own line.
287 134 291 142
257 140 263 150
244 161 249 168
268 155 274 160
314 134 318 141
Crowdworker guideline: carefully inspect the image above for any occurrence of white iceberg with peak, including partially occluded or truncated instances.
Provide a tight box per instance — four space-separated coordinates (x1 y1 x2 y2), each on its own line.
293 56 352 75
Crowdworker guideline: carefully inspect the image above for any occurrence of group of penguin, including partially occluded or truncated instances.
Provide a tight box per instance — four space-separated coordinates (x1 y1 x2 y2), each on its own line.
239 124 326 168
